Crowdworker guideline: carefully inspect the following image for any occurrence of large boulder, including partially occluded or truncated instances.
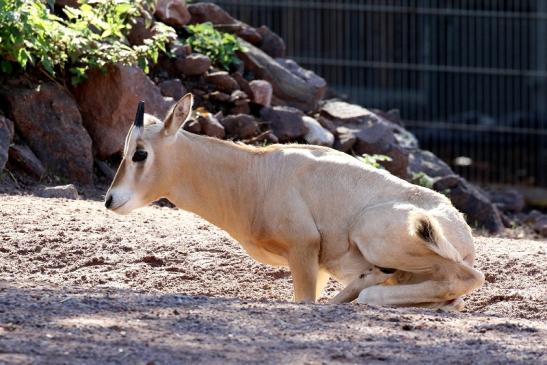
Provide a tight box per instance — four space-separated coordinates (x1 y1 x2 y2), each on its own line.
73 65 174 159
260 106 308 142
238 40 325 112
484 187 526 213
0 116 14 172
4 82 93 184
433 175 504 234
154 0 191 27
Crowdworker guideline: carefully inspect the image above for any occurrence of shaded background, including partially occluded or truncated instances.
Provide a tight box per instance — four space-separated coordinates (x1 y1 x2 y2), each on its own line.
207 0 547 187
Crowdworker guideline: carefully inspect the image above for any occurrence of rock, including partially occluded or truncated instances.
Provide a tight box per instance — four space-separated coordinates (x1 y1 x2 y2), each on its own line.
260 106 308 142
485 188 526 213
249 80 272 107
433 175 504 234
276 58 327 103
7 144 45 179
5 82 93 184
198 114 225 139
38 184 79 200
159 79 186 100
532 216 547 237
408 149 454 178
205 71 239 93
73 65 174 159
302 116 334 147
208 91 231 103
0 116 14 172
256 25 285 58
237 40 325 112
243 130 279 145
320 100 378 124
182 119 201 134
127 17 154 46
154 0 190 27
231 72 253 96
352 121 409 178
175 53 211 76
334 126 357 152
188 3 237 25
220 114 258 139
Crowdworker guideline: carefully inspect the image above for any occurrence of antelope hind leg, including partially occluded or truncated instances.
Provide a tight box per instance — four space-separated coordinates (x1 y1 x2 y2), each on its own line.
330 267 395 304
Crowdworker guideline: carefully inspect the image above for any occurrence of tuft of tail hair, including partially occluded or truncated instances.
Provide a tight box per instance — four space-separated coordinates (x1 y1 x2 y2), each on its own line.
408 210 463 263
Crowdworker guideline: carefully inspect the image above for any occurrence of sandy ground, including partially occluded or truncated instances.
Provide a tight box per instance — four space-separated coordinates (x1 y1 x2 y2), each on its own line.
0 193 546 365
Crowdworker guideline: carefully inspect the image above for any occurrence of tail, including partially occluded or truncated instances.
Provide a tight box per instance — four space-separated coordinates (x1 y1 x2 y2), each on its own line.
408 210 463 263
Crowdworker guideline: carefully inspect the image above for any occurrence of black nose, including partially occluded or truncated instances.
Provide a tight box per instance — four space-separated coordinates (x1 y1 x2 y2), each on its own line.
105 195 113 209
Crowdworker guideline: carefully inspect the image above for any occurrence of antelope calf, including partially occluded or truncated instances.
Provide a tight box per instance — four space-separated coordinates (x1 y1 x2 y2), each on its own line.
105 94 484 309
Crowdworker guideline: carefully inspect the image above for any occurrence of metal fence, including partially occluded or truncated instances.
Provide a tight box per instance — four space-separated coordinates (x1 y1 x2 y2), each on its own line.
210 0 547 187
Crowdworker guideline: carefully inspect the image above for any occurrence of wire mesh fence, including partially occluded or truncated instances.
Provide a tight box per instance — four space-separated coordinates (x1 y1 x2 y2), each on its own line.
209 0 547 187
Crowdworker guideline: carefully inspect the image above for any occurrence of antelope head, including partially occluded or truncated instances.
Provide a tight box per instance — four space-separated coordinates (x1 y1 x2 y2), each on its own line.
105 93 194 214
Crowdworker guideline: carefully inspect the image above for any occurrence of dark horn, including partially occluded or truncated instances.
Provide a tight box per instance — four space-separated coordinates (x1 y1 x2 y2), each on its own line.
134 100 145 127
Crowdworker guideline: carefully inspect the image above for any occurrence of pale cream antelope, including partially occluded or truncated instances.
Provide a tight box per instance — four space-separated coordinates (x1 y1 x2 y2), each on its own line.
105 94 484 309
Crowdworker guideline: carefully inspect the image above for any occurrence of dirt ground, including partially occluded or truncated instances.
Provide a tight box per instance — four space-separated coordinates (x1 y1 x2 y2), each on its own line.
0 192 546 365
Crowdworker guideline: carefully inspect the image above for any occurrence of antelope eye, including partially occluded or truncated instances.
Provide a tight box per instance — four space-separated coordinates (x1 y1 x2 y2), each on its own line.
132 149 148 162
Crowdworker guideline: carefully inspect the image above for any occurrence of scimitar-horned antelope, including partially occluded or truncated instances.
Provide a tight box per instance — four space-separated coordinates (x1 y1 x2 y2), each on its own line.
105 94 484 310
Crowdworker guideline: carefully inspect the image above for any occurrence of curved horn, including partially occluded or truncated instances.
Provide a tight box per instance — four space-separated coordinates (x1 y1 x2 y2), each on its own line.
134 100 145 127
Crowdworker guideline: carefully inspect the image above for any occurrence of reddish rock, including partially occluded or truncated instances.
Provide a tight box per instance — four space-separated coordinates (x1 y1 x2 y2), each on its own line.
257 25 286 58
155 0 191 27
231 72 253 96
159 79 187 100
220 114 259 139
198 114 225 139
175 53 211 76
206 71 239 93
0 116 14 172
5 82 93 184
73 65 174 159
7 144 46 179
249 80 272 107
260 106 308 142
188 3 237 25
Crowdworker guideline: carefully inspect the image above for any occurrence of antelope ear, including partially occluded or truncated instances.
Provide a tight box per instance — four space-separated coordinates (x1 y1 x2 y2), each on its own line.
164 93 193 136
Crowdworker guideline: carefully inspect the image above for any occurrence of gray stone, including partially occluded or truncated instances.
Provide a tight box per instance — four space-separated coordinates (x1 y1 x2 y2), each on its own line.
238 40 325 112
408 149 454 178
38 184 79 200
249 80 272 107
433 175 504 234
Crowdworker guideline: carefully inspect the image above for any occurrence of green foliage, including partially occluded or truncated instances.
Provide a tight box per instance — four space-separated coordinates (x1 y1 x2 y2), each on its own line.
185 22 245 70
357 154 392 169
0 0 176 84
411 172 434 189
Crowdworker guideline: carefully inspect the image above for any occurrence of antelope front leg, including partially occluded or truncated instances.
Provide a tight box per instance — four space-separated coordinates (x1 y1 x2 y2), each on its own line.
330 267 395 304
287 244 320 303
